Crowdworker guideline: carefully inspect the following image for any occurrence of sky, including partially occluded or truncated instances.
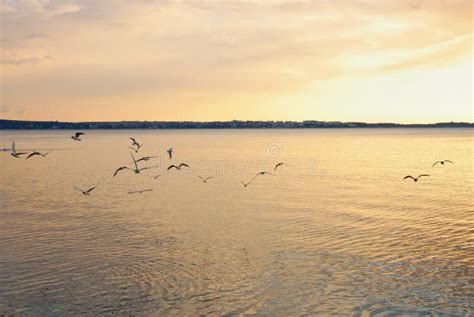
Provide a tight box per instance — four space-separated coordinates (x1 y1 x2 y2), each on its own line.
0 0 472 123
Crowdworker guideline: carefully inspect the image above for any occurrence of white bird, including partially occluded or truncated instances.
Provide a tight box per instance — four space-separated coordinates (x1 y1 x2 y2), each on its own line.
241 171 274 187
10 141 28 158
433 160 454 167
198 175 213 183
167 148 173 159
71 132 84 141
74 186 97 195
168 163 190 171
403 174 430 182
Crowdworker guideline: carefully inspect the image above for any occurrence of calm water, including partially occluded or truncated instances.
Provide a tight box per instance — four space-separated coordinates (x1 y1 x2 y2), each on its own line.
0 129 473 316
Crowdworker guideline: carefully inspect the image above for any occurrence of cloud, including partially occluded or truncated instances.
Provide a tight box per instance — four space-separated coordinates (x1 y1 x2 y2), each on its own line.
0 104 28 116
0 0 471 121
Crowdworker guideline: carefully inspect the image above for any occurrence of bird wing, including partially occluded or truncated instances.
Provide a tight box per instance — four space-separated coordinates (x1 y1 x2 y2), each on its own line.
130 152 139 170
418 174 430 178
432 161 441 167
445 160 454 164
274 162 285 172
42 151 51 157
26 152 37 159
114 166 128 177
247 173 263 185
129 137 136 143
168 165 178 171
86 186 97 193
11 141 16 154
179 163 190 168
16 152 28 156
75 132 84 137
403 176 415 180
205 176 213 182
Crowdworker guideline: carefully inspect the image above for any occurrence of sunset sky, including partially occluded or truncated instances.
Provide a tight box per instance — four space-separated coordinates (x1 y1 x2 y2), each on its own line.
0 0 472 123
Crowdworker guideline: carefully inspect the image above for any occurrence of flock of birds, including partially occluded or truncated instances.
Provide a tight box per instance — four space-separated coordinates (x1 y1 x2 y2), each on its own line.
5 132 290 196
4 132 456 195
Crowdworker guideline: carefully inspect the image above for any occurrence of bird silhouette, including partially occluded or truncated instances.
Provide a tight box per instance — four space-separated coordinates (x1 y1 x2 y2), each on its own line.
168 163 190 171
274 162 287 173
71 132 84 141
136 156 158 163
167 148 173 159
129 138 140 147
198 175 213 183
403 174 430 182
74 186 97 195
128 189 154 195
26 151 51 159
432 160 454 167
10 141 28 158
241 171 274 187
113 166 131 177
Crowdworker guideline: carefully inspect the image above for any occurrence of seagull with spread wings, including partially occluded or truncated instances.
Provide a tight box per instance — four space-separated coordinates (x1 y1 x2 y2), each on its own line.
26 151 51 159
136 156 158 163
432 160 454 167
197 175 213 183
74 186 97 195
403 174 430 182
168 163 190 171
241 171 274 187
71 132 84 141
10 141 28 158
128 189 154 195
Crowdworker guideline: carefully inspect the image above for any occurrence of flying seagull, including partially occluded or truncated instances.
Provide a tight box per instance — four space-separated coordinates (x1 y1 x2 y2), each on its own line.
136 156 158 163
129 152 157 174
26 151 51 159
168 163 190 171
71 132 84 141
274 162 287 173
74 186 97 195
432 160 454 167
129 137 140 148
167 148 173 160
114 166 131 177
241 171 274 187
128 189 154 195
10 141 28 158
403 174 430 182
198 175 213 183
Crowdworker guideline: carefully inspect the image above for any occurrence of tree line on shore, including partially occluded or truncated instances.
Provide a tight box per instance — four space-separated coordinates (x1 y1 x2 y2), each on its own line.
0 119 472 129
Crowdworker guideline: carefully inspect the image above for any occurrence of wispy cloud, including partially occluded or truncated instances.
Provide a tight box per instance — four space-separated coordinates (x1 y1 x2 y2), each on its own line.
0 0 472 121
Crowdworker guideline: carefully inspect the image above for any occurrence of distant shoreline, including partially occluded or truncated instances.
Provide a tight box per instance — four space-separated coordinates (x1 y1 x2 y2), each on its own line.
0 119 472 130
